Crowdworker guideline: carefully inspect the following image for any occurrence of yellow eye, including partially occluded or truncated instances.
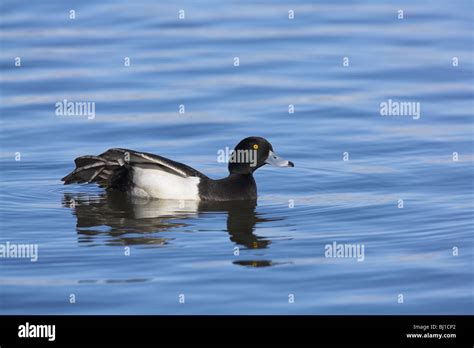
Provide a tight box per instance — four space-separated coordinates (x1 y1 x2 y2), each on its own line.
253 144 259 150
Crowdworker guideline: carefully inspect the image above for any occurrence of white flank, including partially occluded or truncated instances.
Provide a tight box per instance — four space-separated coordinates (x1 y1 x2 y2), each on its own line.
137 153 188 177
131 167 200 200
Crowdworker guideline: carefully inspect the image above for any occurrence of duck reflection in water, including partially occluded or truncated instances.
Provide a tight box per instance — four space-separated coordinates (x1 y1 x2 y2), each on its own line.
62 192 283 267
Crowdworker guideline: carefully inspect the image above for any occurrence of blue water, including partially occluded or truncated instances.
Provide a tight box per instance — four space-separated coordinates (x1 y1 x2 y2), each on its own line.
0 0 473 314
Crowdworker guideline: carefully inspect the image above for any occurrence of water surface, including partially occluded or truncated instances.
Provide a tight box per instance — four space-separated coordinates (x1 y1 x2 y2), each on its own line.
0 0 473 314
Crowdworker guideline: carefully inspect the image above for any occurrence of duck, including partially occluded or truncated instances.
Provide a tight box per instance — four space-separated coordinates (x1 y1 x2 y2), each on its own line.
62 136 294 201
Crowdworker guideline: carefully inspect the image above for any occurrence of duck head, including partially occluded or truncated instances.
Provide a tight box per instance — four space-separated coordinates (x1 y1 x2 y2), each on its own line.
228 137 294 175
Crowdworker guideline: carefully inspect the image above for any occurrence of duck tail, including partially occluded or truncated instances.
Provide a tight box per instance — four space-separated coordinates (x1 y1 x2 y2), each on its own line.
61 154 127 189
